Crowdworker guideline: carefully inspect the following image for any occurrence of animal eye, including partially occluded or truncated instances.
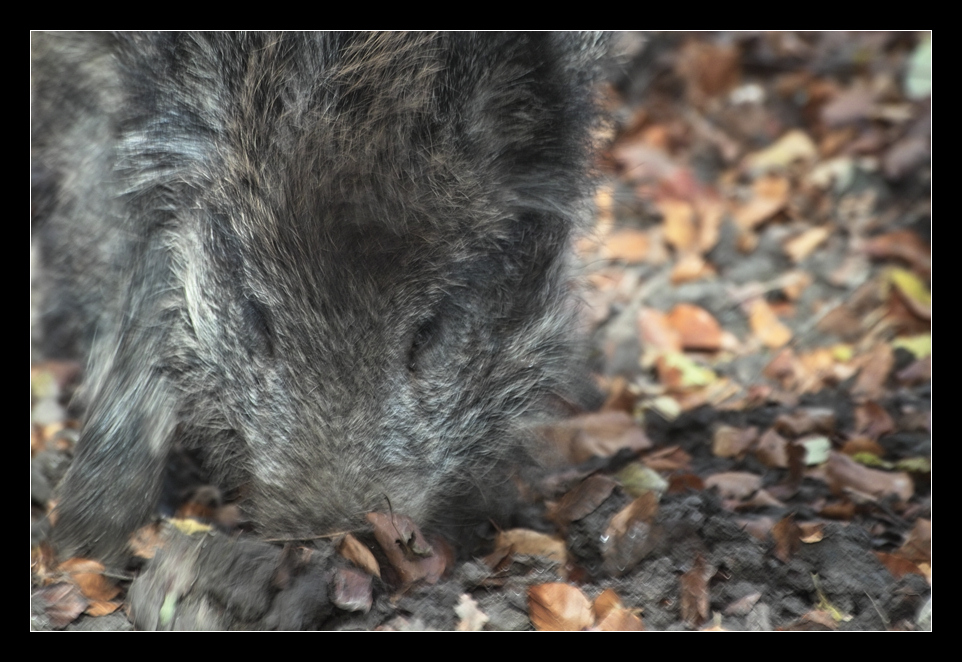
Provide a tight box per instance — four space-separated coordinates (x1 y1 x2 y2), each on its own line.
242 299 275 358
408 315 441 373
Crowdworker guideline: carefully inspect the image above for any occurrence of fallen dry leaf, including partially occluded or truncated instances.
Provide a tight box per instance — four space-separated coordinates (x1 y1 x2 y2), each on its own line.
774 408 836 437
542 411 652 464
841 436 886 458
754 428 789 468
551 474 618 527
528 583 594 631
784 226 831 263
643 445 692 472
34 583 88 629
58 558 120 602
338 533 381 578
680 554 713 628
724 591 762 616
704 472 761 500
670 252 715 284
712 425 758 459
875 552 925 580
852 343 895 400
602 228 651 262
748 299 793 348
743 131 817 175
772 514 802 563
367 511 445 586
601 492 661 576
596 608 645 631
798 522 824 543
677 40 741 102
824 452 913 502
660 198 697 252
638 307 683 353
862 230 930 275
855 400 896 439
84 599 121 617
667 303 723 351
592 588 624 621
494 529 567 565
897 519 931 565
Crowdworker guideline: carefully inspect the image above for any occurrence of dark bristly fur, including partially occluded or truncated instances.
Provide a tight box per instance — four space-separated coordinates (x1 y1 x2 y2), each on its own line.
32 32 605 575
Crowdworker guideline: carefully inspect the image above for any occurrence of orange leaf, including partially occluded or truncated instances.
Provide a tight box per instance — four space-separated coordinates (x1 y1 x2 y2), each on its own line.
528 583 594 631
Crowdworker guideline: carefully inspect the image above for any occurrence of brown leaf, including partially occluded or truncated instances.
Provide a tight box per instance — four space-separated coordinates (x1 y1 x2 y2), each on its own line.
821 86 875 126
58 558 120 602
852 343 894 399
680 554 713 628
660 198 697 252
366 511 444 586
883 136 929 180
740 489 785 509
818 500 856 520
338 533 381 578
544 411 652 464
602 492 661 576
638 307 683 353
898 519 931 565
677 40 741 102
643 445 692 472
854 401 895 439
772 514 802 563
592 588 624 621
704 472 761 500
596 608 645 631
600 376 639 413
712 425 758 459
798 522 824 543
743 130 817 175
896 356 931 385
724 592 761 616
754 428 789 468
667 472 705 494
774 408 836 437
34 583 88 629
840 436 886 458
738 516 776 541
670 252 715 284
551 474 618 527
528 583 594 631
823 452 913 502
667 303 723 351
862 230 930 275
602 228 651 262
767 442 806 501
85 599 122 617
748 299 792 348
784 226 831 263
734 196 787 231
31 541 57 582
494 529 567 565
129 522 167 560
875 552 925 580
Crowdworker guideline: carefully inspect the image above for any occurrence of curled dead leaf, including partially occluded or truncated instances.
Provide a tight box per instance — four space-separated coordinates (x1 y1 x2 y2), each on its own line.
494 529 567 565
338 533 381 578
528 583 594 631
824 452 913 502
